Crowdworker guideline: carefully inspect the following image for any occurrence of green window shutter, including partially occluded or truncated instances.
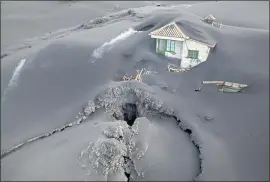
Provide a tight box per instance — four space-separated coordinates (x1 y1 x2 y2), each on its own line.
158 39 166 52
188 50 199 59
171 41 175 52
156 39 159 52
167 40 171 51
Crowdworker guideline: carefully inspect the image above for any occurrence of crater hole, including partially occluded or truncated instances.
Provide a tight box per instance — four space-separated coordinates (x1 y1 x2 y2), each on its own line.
122 103 138 126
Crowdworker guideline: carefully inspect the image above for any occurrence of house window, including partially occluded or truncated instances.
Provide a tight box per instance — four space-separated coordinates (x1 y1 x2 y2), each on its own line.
166 40 175 52
187 50 199 59
158 39 166 52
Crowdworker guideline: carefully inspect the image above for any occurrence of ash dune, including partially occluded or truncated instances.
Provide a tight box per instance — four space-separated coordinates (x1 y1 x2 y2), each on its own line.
1 1 269 181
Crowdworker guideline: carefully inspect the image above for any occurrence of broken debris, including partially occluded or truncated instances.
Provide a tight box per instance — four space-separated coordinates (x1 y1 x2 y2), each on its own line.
122 68 150 82
202 81 248 88
196 114 213 122
159 83 168 90
218 86 244 93
167 64 190 72
122 74 135 81
194 83 203 92
204 116 213 121
195 81 248 93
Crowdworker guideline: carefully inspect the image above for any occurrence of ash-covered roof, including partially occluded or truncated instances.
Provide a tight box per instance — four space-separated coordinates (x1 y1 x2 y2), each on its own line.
149 22 188 39
150 21 216 48
204 14 216 20
175 21 217 47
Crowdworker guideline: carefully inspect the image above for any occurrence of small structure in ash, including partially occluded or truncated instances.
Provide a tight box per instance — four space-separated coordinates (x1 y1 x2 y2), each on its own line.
203 14 222 28
203 14 216 24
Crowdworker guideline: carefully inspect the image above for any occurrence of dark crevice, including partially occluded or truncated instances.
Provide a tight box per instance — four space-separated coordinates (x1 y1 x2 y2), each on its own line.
124 172 130 182
185 128 192 135
171 115 203 181
112 110 202 180
123 156 133 182
122 103 138 126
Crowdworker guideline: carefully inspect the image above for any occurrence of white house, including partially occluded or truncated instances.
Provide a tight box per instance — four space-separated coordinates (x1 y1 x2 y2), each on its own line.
149 21 216 68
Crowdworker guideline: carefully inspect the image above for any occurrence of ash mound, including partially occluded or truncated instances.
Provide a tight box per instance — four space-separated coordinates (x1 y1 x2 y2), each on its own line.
78 81 174 123
78 81 201 181
95 81 174 121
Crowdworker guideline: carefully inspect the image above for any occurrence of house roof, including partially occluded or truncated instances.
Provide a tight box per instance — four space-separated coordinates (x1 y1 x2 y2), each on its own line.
175 21 216 47
204 14 216 20
150 21 216 48
149 22 188 39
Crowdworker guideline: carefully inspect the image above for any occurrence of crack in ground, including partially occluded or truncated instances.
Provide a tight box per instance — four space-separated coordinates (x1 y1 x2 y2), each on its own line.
95 80 203 180
171 115 203 181
123 156 137 182
0 117 85 159
1 100 96 159
1 81 203 181
77 114 143 181
124 172 130 182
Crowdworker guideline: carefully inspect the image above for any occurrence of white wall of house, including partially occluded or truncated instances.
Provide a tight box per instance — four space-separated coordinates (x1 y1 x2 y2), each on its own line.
154 37 211 69
181 39 210 68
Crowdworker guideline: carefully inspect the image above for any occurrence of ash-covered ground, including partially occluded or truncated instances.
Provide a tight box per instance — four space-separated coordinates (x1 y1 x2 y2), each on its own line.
1 1 269 181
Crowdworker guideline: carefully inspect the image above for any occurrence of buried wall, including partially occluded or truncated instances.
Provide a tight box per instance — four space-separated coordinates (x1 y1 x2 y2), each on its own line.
181 39 211 68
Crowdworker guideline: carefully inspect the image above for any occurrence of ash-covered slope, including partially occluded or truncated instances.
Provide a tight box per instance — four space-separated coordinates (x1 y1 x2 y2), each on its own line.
1 1 269 181
1 81 200 181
